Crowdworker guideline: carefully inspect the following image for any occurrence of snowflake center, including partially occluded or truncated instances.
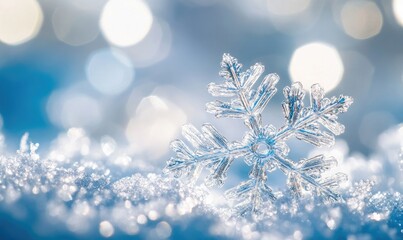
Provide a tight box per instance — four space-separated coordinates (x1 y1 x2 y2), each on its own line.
252 141 272 157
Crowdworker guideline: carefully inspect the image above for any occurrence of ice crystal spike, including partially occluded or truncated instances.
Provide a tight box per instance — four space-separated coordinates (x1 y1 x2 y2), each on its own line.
165 53 353 217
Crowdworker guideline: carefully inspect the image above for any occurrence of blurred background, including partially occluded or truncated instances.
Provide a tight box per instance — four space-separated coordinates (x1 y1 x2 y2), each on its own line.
0 1 403 239
0 0 402 162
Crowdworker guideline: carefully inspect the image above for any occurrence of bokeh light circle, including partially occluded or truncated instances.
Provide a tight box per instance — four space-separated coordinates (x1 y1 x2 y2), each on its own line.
100 0 153 47
0 0 43 45
393 0 403 27
289 42 344 92
99 221 115 238
340 0 383 40
86 48 134 95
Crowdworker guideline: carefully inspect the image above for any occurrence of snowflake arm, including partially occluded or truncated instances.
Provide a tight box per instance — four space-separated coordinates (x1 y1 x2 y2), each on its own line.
207 53 279 134
225 157 277 216
275 83 353 144
274 154 347 201
164 123 248 187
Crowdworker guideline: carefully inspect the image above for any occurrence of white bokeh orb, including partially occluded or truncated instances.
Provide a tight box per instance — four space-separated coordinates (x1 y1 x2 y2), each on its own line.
340 0 383 40
100 0 153 47
86 48 134 95
0 0 43 45
393 0 403 27
289 42 344 92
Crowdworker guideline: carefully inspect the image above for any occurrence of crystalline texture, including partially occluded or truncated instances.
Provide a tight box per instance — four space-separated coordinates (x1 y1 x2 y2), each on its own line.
164 53 353 216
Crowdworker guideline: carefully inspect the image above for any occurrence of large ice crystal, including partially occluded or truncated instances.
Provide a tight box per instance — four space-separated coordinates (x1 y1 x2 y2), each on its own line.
165 53 353 216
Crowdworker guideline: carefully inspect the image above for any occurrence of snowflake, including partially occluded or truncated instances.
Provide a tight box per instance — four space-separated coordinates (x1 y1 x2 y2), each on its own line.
164 53 353 216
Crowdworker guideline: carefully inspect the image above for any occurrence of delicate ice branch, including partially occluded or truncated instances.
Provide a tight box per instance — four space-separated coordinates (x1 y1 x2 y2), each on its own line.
164 123 249 186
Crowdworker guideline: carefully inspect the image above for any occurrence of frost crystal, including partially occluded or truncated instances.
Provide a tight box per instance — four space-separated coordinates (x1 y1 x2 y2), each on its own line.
165 54 353 216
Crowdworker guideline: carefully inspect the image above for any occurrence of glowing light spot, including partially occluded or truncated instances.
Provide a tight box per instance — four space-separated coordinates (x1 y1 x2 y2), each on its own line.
32 186 40 195
155 221 172 239
126 95 187 159
148 210 159 221
100 0 153 47
99 221 114 238
165 204 176 217
326 219 336 230
393 0 403 27
124 200 131 208
86 48 134 95
0 0 43 45
289 42 344 92
266 0 311 16
340 1 383 40
293 230 303 240
52 4 99 46
137 214 147 224
368 212 388 221
101 136 116 156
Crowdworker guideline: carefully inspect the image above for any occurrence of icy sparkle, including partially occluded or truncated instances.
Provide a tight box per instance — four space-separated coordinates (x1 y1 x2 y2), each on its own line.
165 54 353 216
